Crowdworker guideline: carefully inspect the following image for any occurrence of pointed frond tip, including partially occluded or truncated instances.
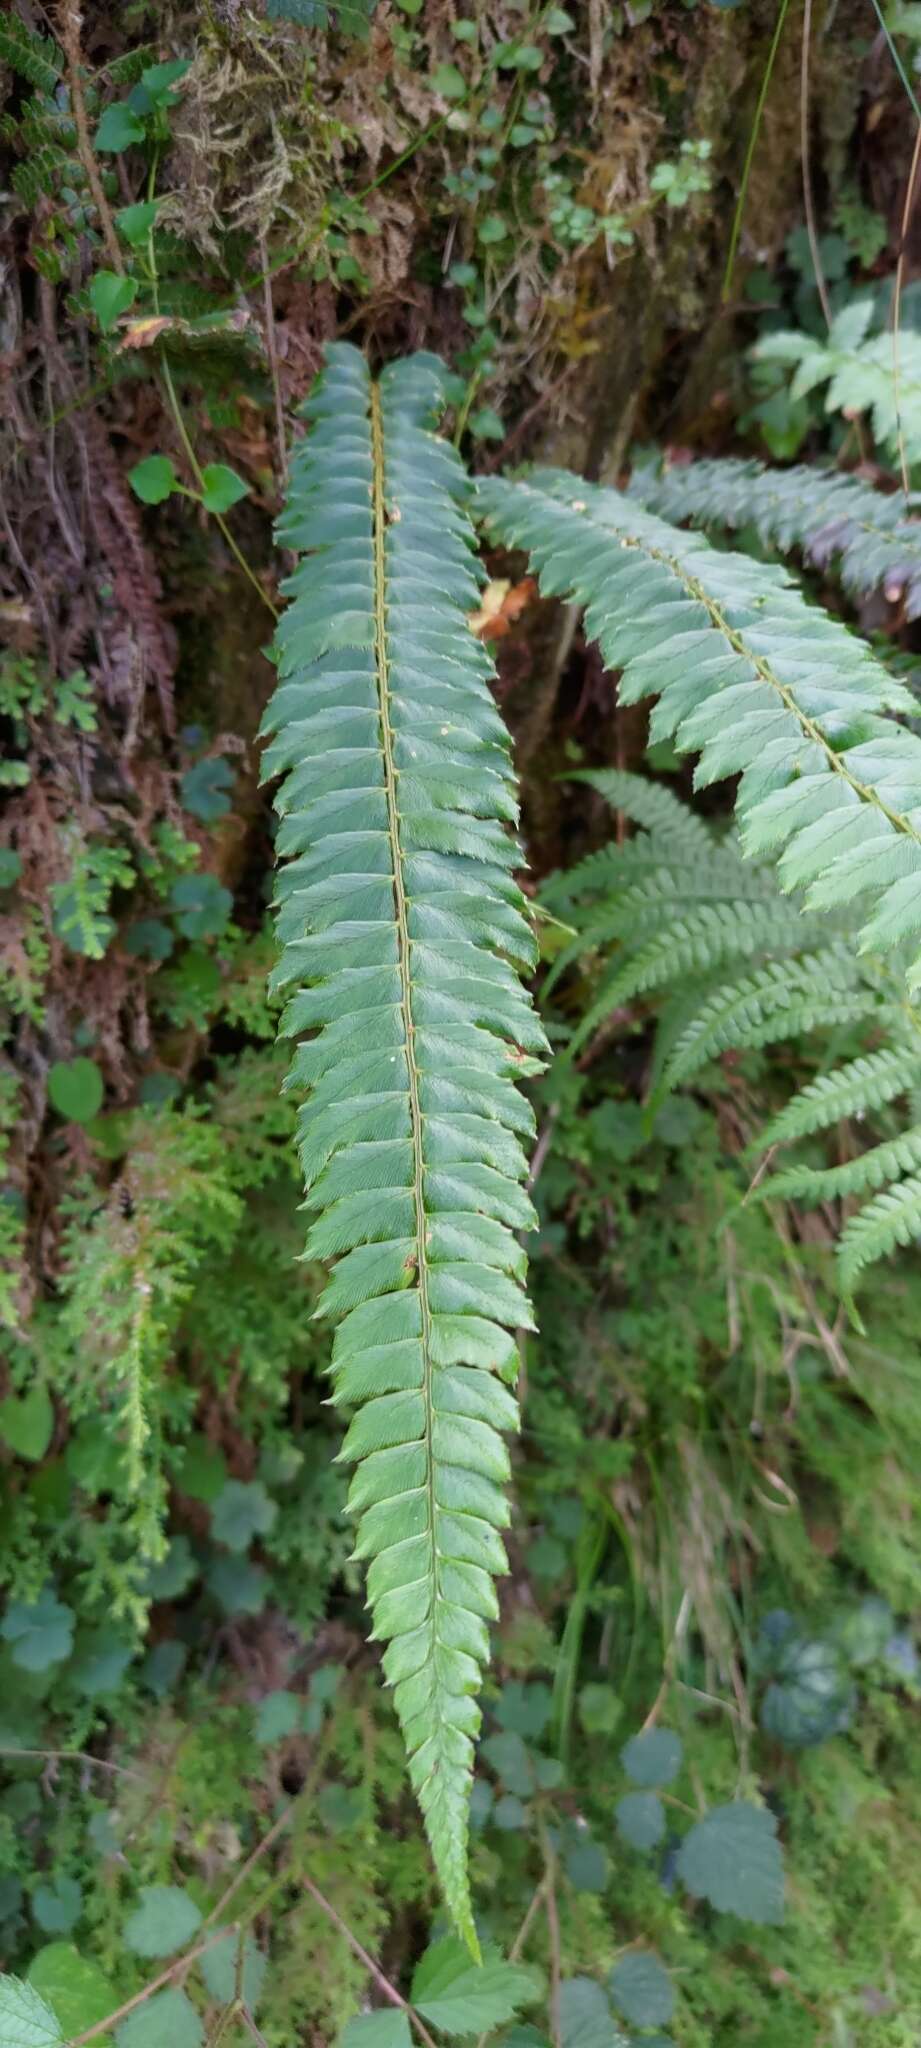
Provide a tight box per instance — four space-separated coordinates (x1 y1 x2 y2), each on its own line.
478 469 921 994
263 342 546 1949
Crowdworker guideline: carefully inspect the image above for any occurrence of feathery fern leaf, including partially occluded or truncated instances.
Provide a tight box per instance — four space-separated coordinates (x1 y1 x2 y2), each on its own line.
0 13 62 91
628 455 921 617
754 299 921 471
539 778 921 1291
262 342 546 1948
480 470 921 991
838 1176 921 1300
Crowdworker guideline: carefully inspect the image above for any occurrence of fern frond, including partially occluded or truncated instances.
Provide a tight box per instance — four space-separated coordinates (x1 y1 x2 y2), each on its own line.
479 470 921 991
0 12 62 91
838 1174 921 1298
755 300 921 471
758 1126 921 1204
662 950 878 1090
573 898 821 1051
629 455 921 617
262 344 545 1948
565 767 715 853
757 1047 918 1147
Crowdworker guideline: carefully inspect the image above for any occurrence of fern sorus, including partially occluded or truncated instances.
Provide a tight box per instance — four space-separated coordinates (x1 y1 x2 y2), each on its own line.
544 772 921 1302
479 470 921 990
628 454 921 618
261 343 546 1946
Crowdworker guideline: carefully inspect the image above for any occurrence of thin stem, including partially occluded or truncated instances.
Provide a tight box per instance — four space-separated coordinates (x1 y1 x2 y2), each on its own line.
723 0 792 302
67 1929 239 2047
300 1873 439 2048
57 0 123 273
202 1805 294 1929
259 229 288 489
160 358 278 619
867 0 921 123
0 1746 146 1781
537 1820 562 2048
892 115 921 495
800 0 832 329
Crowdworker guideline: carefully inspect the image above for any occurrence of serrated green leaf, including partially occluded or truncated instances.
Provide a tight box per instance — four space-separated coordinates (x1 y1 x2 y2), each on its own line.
31 1880 83 1937
116 1989 202 2048
198 1932 266 2011
675 1802 784 1924
609 1952 674 2029
210 1479 277 1552
0 1591 74 1673
254 1690 300 1743
614 1791 665 1852
0 1976 62 2048
411 1937 540 2034
620 1727 682 1786
27 1945 113 2041
123 1886 202 1960
339 2015 412 2048
559 1978 626 2048
180 757 234 822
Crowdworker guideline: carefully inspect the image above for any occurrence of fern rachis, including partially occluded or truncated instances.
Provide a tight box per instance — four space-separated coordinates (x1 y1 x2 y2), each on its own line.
264 345 546 1948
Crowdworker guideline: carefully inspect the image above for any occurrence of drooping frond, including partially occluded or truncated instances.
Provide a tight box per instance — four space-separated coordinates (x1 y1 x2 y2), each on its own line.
537 778 921 1295
754 299 921 471
838 1177 921 1300
262 343 546 1947
628 455 921 618
479 470 921 992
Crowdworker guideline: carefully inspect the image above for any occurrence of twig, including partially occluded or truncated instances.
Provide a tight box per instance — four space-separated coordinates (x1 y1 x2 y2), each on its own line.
57 1 124 274
892 116 921 494
800 0 832 329
67 1928 240 2046
202 1805 294 1929
537 1821 562 2048
259 229 288 490
527 1104 560 1192
300 1872 439 2048
0 1746 146 1782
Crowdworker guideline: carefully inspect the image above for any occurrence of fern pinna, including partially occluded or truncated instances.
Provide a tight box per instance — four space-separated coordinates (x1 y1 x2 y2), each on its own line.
261 344 546 1947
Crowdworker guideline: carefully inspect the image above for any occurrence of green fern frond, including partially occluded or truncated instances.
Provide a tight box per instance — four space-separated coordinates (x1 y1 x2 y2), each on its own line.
573 898 820 1051
262 343 545 1949
757 1126 921 1204
662 949 877 1090
628 455 921 618
565 768 715 853
838 1174 921 1298
479 470 921 991
0 11 62 92
757 1047 917 1147
755 300 921 471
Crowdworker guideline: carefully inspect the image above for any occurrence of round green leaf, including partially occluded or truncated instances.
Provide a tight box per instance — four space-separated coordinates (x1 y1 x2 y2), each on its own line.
32 1880 83 1937
179 758 234 823
615 1791 665 1853
47 1059 104 1125
116 1988 202 2048
169 873 233 940
675 1802 784 1925
94 102 145 151
199 464 250 515
609 1952 674 2029
210 1479 277 1553
198 1932 266 2011
0 1386 54 1462
123 1885 202 1960
128 455 180 506
432 63 467 99
88 272 137 335
255 1690 300 1744
620 1726 682 1787
115 201 158 246
0 1591 74 1673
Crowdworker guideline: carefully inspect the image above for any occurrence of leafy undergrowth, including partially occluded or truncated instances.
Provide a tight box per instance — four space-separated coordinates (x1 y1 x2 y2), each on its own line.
3 1023 921 2044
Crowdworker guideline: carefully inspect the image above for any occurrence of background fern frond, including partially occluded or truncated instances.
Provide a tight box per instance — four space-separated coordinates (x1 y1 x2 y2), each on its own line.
0 12 62 91
479 471 921 993
263 343 545 1947
537 777 921 1293
628 455 921 617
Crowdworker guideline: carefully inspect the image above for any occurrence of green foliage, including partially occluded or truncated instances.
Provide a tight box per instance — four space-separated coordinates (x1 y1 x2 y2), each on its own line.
755 299 921 469
264 342 546 1947
629 453 921 617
